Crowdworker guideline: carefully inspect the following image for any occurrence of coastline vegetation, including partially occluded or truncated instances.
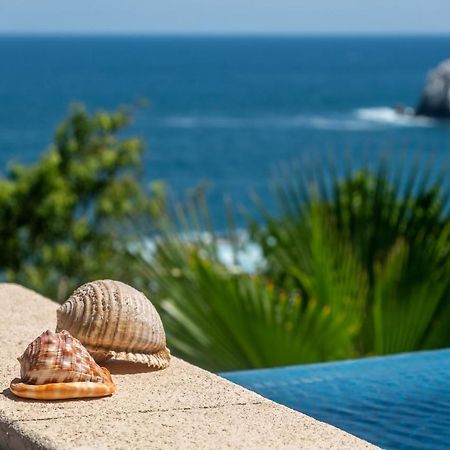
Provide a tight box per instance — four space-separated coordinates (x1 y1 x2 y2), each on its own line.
1 105 449 371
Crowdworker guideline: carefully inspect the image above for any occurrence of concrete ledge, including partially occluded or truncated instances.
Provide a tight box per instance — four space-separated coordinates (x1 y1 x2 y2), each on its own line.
0 283 377 449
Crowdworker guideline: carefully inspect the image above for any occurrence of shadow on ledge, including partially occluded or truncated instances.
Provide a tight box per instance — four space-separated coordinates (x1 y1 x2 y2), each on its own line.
104 360 159 375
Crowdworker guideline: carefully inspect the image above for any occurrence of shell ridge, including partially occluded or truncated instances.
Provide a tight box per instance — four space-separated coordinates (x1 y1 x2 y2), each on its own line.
87 281 103 346
93 280 111 352
124 286 145 353
103 280 117 354
78 286 93 345
118 282 131 351
105 280 121 354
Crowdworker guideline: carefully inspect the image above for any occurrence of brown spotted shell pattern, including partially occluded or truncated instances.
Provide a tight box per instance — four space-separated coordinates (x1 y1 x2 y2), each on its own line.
56 280 170 369
10 330 115 400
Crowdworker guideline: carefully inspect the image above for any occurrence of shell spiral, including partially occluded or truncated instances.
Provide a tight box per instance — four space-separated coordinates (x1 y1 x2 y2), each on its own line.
56 280 170 369
10 330 115 400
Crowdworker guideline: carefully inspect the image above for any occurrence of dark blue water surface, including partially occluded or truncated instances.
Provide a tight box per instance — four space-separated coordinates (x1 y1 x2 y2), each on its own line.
223 349 450 450
0 36 450 223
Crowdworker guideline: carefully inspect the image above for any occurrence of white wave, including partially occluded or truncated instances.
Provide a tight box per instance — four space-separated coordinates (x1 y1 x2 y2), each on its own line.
355 107 434 128
215 236 264 273
306 116 375 131
133 230 265 274
160 108 436 132
177 230 265 273
160 114 377 131
164 116 247 129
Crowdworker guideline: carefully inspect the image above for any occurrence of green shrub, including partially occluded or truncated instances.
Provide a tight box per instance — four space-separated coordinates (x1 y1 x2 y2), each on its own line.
251 159 450 357
0 104 165 301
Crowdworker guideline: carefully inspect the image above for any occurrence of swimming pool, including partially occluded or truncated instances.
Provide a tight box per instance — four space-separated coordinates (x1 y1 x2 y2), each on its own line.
223 349 450 449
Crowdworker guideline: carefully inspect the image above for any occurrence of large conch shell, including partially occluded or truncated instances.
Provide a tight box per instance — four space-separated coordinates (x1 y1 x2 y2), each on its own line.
10 330 116 400
56 280 170 369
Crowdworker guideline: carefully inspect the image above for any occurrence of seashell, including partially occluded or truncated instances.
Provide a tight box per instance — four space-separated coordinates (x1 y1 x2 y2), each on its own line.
56 280 170 369
10 330 116 400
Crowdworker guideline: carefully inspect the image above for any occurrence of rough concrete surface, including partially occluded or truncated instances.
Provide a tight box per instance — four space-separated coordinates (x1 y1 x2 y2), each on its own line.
0 283 377 449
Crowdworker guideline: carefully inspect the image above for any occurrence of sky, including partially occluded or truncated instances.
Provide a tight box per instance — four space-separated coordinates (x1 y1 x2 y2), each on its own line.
0 0 449 35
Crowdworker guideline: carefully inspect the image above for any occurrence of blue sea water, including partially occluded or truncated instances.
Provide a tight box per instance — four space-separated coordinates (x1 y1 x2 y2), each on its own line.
0 36 450 223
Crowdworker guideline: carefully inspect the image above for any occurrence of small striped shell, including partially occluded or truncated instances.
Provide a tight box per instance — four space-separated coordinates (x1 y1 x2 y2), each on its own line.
56 280 170 369
10 330 115 400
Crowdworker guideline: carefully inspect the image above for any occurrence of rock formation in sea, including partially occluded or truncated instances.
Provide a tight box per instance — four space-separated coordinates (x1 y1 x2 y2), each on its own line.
416 60 450 118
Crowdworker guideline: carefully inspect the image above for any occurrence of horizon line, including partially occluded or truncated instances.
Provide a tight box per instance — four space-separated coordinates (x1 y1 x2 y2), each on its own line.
0 31 450 38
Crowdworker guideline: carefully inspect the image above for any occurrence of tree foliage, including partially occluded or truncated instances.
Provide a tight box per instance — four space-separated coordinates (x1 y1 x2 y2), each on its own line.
0 105 165 301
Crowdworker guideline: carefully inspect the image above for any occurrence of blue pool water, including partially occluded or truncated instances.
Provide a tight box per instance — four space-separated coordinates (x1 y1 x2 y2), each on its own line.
223 350 450 449
1 36 450 225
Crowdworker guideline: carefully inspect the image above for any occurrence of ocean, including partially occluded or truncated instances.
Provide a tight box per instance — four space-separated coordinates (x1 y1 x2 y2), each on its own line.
0 36 449 224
